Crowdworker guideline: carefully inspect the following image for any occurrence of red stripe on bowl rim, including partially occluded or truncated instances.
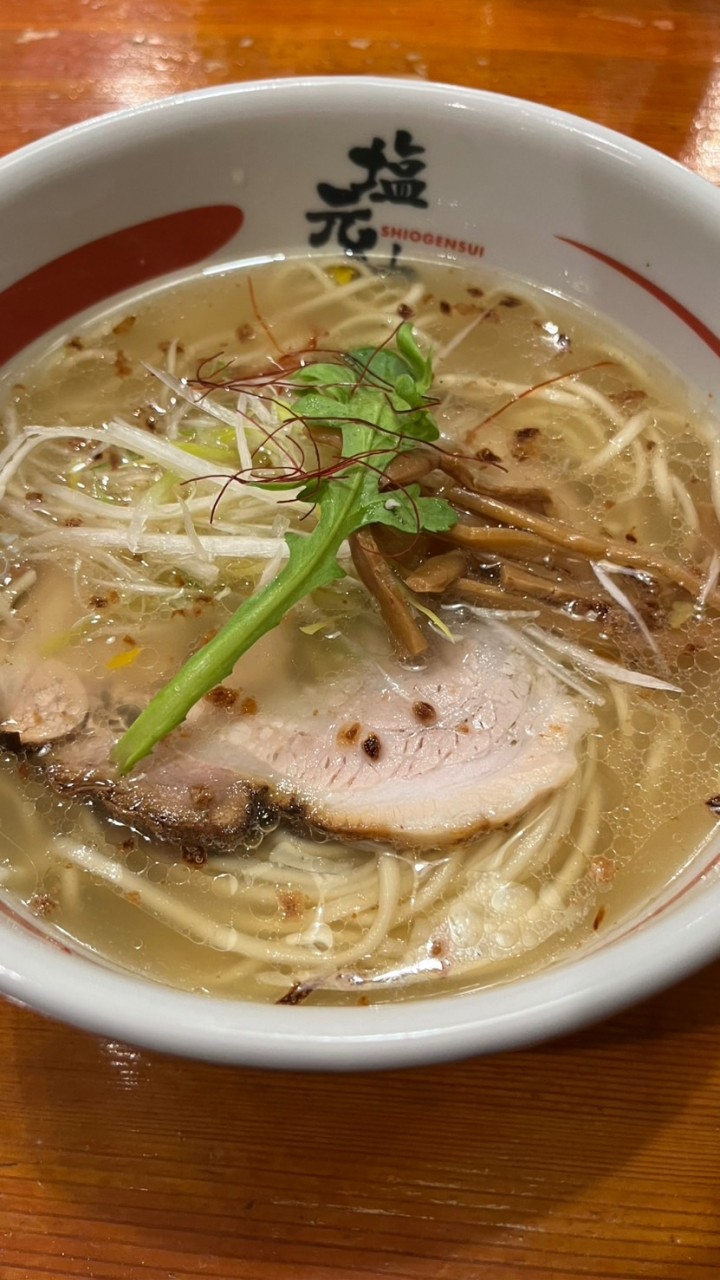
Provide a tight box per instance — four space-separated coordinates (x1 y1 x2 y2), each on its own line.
557 235 720 358
0 204 244 366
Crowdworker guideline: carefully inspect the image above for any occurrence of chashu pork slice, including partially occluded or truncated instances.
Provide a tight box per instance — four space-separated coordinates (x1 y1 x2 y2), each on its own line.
29 625 594 852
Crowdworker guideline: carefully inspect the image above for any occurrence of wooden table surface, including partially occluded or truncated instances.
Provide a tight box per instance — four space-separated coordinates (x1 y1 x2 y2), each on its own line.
1 1 720 1276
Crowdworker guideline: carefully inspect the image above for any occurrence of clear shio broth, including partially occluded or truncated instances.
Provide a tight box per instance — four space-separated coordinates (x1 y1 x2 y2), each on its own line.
1 255 719 1005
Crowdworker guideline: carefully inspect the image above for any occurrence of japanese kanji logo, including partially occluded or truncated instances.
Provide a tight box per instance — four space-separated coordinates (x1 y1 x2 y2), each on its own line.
306 129 428 259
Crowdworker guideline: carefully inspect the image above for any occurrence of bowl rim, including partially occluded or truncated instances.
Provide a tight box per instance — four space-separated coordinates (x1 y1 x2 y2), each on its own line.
2 75 720 1069
2 872 719 1069
0 73 715 201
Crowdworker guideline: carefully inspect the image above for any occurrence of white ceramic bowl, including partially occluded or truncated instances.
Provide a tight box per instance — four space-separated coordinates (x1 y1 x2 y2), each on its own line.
1 77 720 1068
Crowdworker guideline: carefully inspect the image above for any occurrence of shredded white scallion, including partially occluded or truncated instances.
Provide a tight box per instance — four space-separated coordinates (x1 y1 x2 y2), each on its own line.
698 551 720 611
523 624 682 693
19 526 292 561
591 560 662 657
471 614 605 704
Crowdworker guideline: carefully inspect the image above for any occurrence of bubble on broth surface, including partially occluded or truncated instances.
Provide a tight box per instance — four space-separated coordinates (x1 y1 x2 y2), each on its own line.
1 254 720 1005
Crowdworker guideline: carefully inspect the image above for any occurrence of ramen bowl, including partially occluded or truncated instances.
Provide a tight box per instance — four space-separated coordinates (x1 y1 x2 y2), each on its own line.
1 77 720 1069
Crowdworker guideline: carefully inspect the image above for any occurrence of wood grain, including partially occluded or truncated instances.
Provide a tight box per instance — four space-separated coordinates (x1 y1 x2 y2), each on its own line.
0 1 719 1276
1 964 719 1279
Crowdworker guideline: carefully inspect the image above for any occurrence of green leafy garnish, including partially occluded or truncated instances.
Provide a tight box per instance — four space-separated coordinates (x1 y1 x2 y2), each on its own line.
112 325 456 773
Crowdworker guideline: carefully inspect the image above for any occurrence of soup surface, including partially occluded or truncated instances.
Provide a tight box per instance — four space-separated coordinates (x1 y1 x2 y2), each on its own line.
1 255 719 1005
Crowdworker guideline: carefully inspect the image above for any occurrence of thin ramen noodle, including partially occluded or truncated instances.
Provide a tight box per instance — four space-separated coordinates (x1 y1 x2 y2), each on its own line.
0 256 718 1005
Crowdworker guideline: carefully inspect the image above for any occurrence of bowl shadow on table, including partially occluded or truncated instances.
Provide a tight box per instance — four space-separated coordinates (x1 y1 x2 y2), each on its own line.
8 960 720 1275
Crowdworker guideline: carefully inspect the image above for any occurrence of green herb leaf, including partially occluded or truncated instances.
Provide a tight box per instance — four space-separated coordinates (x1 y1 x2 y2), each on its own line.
348 347 411 388
363 486 458 534
112 325 456 774
292 362 356 389
396 323 434 394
